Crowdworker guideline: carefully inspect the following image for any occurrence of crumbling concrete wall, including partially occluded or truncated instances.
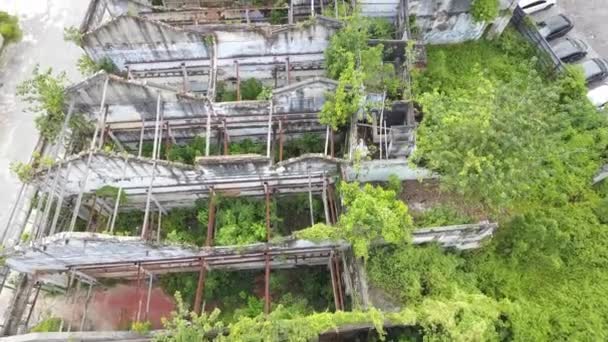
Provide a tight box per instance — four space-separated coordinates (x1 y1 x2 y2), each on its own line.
273 77 337 113
82 16 211 70
408 0 516 44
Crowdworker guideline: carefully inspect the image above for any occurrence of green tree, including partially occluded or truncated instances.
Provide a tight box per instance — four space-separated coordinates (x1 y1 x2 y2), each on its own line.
17 66 68 141
297 182 414 259
0 11 22 44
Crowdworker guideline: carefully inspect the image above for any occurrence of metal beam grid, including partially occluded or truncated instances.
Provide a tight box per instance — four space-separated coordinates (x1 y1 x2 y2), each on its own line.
32 151 340 210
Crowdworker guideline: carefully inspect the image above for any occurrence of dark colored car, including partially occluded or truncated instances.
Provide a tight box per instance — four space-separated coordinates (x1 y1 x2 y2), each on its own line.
580 58 608 84
538 14 573 41
553 38 589 63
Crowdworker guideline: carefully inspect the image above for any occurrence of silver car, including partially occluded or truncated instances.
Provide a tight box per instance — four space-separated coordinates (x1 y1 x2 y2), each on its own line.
552 38 589 63
579 58 608 84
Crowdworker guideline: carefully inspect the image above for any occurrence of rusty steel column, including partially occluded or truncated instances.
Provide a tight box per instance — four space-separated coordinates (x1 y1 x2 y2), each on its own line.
278 119 284 162
181 63 190 92
85 195 97 232
330 129 335 158
264 252 271 315
235 60 241 101
223 120 229 156
288 0 294 24
206 189 216 246
145 273 153 320
328 253 340 311
264 183 271 241
334 255 344 310
135 264 143 322
79 283 93 331
285 57 291 85
264 183 272 315
193 260 207 315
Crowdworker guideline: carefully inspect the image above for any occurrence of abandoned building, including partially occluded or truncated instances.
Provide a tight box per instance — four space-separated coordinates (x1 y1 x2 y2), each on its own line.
0 0 509 340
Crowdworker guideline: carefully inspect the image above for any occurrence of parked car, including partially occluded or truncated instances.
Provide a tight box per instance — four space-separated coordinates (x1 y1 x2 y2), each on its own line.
587 85 608 109
519 0 557 15
552 38 589 63
538 14 573 41
579 58 608 84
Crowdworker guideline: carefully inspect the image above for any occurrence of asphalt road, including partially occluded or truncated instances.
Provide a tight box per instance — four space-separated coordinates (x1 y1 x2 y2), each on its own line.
0 0 88 238
561 0 608 58
530 1 608 89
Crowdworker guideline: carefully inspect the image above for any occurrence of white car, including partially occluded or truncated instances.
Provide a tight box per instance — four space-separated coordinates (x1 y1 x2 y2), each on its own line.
587 85 608 109
519 0 557 15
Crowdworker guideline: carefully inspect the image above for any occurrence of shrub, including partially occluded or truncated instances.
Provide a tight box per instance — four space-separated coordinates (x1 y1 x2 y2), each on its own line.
471 0 499 22
30 317 61 332
0 11 22 44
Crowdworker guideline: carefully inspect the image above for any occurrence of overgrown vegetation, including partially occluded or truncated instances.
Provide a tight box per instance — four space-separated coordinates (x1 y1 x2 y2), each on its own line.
77 55 118 76
30 317 61 332
0 11 22 45
398 28 608 339
471 0 500 22
297 181 413 259
16 66 95 153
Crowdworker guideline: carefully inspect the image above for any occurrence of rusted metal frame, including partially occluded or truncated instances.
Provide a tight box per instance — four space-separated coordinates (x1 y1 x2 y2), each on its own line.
156 209 162 243
327 180 338 224
76 250 334 275
205 102 213 157
333 254 344 310
324 125 330 156
235 60 241 101
22 282 41 330
156 105 166 160
107 128 126 153
206 189 216 246
322 177 331 225
141 93 163 239
264 182 272 315
384 119 389 159
378 91 386 159
68 244 341 271
266 100 273 158
36 101 76 239
138 115 145 158
81 252 334 279
67 278 82 332
328 127 335 158
193 260 208 315
264 251 271 315
2 182 26 243
69 76 109 233
222 119 229 156
328 252 340 310
285 57 291 85
289 0 294 24
85 195 98 232
181 63 190 92
308 170 314 226
278 118 284 162
145 273 154 320
98 106 109 149
109 157 129 234
135 264 143 322
49 164 73 236
79 282 93 331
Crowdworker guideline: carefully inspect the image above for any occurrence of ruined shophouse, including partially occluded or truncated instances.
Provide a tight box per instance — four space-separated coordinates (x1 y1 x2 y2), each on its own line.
0 0 513 339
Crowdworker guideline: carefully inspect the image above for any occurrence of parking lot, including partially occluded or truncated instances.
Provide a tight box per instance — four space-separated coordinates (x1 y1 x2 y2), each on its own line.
528 0 608 90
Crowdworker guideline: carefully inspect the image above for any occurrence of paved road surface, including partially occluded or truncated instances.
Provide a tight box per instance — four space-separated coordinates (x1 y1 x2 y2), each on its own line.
561 0 608 58
0 0 88 238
